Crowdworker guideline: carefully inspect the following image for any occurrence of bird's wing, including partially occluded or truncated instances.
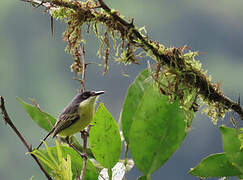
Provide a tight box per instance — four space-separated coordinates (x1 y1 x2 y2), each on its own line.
52 104 80 137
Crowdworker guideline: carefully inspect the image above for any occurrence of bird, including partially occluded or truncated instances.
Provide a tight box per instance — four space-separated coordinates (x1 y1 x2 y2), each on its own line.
36 90 105 149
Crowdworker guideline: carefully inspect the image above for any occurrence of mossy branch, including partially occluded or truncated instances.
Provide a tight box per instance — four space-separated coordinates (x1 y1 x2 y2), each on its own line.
22 0 243 122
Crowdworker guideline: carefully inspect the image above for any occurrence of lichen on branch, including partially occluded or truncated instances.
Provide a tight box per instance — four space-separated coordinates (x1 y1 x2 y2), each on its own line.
22 0 243 123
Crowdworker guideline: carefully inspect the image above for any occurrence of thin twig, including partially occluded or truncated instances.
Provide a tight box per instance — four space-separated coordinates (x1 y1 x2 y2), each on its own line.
50 16 54 36
73 45 88 93
80 45 86 92
65 136 84 158
71 45 89 179
60 136 94 158
0 96 52 180
20 0 50 8
78 45 89 180
230 116 238 129
79 125 91 180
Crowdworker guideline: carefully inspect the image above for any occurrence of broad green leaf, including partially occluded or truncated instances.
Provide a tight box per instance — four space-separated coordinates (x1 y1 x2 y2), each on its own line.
238 129 243 149
17 97 56 131
129 85 186 175
220 126 243 174
220 126 241 153
121 69 150 143
189 153 242 177
89 103 122 169
32 144 98 179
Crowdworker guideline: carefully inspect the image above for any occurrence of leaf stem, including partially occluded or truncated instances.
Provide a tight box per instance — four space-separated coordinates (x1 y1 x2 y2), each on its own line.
108 168 112 180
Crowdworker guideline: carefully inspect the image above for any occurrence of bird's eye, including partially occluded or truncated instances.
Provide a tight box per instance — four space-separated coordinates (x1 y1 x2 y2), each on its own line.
82 93 89 99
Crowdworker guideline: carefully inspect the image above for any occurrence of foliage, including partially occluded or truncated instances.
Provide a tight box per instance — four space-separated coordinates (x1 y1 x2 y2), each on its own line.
17 65 243 179
47 0 237 124
89 103 122 170
189 153 242 177
32 141 73 180
31 141 98 179
189 126 243 179
121 69 151 143
17 97 56 131
129 84 186 176
17 69 191 179
3 0 242 179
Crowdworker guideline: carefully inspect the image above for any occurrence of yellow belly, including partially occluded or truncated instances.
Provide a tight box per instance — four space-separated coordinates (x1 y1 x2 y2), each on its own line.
58 101 94 137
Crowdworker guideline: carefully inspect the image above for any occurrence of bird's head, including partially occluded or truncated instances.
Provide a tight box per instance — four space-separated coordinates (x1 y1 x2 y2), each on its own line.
75 90 105 108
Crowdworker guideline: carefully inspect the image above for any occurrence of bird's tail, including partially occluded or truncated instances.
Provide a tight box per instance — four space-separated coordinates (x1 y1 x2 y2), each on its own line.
36 129 54 150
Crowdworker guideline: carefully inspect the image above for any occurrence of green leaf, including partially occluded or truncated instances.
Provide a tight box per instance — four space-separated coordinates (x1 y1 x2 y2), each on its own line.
238 129 243 149
129 85 186 175
189 153 242 177
121 69 150 143
64 155 73 180
220 126 243 174
17 97 56 131
137 175 150 180
32 143 98 179
89 103 122 169
238 174 243 179
220 126 241 153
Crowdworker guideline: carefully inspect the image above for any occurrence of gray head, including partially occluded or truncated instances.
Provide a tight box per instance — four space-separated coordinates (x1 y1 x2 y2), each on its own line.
72 90 105 104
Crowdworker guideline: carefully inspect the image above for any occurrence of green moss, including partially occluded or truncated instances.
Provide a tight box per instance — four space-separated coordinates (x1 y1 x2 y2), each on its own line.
47 0 230 123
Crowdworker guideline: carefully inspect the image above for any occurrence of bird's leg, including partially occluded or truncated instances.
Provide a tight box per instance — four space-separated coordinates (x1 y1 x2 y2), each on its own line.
80 126 93 161
81 124 93 138
65 136 86 159
81 130 89 139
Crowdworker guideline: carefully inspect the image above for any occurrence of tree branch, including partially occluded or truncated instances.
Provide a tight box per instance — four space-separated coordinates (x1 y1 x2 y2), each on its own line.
21 0 243 119
79 125 91 180
96 0 243 120
97 0 243 119
0 96 52 180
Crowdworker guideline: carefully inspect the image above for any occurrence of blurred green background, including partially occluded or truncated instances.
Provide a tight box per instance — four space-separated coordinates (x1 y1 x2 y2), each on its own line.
1 0 243 179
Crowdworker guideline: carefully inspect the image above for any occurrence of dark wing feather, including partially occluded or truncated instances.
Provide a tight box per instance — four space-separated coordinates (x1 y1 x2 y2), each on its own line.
52 104 80 137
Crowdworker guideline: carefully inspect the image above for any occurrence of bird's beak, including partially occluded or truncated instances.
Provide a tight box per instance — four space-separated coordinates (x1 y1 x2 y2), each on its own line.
92 91 105 96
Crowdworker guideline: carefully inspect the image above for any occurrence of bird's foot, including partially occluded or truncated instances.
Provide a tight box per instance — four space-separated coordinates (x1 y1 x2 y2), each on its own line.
81 130 89 139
